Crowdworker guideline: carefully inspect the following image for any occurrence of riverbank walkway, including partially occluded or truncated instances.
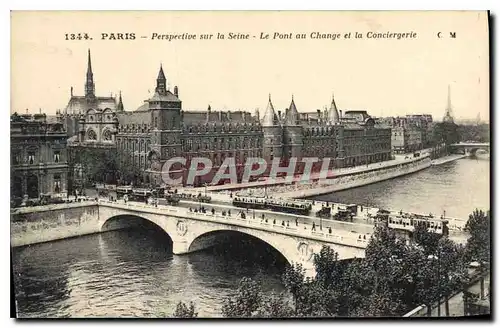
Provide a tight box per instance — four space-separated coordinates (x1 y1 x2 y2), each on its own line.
186 153 429 194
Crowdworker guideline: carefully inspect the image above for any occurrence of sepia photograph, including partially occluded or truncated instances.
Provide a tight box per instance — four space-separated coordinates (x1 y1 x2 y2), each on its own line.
9 10 491 319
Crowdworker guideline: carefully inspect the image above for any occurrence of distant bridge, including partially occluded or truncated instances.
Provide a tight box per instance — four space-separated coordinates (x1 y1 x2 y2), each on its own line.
98 200 367 277
450 142 490 155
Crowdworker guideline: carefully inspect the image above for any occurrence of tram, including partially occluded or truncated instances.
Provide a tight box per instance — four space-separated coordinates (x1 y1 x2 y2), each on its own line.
232 196 312 216
116 186 133 199
129 188 152 202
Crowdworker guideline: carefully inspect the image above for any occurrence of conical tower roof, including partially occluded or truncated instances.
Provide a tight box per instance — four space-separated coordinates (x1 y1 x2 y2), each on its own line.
328 93 340 124
157 64 166 80
285 95 299 125
117 91 124 111
261 94 277 127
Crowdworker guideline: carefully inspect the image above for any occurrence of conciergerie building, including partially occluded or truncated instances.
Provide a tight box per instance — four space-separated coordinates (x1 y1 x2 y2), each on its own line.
66 51 392 187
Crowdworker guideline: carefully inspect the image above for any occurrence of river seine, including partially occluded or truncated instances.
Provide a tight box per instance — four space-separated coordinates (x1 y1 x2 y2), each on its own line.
12 158 489 318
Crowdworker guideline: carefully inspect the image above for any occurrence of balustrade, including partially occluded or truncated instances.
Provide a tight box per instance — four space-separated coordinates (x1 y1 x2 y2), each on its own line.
98 199 365 247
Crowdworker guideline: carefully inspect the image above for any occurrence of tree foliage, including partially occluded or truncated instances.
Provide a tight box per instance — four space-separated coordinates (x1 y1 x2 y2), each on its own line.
457 124 490 143
464 209 490 267
431 122 460 148
221 277 265 317
219 208 487 318
71 147 119 186
116 154 143 186
173 301 198 318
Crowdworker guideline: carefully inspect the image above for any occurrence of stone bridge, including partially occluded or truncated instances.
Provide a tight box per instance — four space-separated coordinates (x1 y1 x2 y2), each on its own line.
450 142 490 155
98 200 367 277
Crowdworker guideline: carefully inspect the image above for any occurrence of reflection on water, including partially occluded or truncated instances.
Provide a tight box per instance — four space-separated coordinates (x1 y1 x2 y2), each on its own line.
314 159 490 220
12 226 286 318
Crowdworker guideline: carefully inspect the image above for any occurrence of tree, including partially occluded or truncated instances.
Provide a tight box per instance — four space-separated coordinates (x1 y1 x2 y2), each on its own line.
76 147 119 186
256 292 294 318
173 301 198 318
464 209 490 265
413 221 441 255
117 153 143 186
221 277 264 317
281 262 306 313
360 225 417 316
464 209 491 301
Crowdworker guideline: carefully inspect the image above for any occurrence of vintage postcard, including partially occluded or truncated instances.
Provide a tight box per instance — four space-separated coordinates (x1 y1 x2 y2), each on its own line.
10 11 490 319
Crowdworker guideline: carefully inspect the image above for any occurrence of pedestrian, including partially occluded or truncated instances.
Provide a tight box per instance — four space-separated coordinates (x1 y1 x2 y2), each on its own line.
295 218 299 226
273 219 276 225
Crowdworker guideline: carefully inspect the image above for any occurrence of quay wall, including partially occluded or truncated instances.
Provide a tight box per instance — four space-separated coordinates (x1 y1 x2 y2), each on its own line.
281 157 431 199
431 154 467 166
10 201 141 248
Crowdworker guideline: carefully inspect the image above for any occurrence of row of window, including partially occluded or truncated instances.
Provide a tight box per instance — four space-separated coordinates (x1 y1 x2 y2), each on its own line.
86 129 113 142
183 122 261 134
122 149 264 169
12 150 62 165
87 114 114 123
117 138 151 153
181 137 261 151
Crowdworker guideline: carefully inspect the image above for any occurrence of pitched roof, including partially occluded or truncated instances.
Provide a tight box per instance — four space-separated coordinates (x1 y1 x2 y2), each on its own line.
149 90 181 102
65 96 117 115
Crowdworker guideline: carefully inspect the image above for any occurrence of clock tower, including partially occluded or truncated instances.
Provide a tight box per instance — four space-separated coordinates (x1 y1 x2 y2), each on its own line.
148 65 182 186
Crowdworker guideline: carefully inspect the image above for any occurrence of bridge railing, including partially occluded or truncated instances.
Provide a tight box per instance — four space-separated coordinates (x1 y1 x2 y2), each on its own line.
98 199 368 248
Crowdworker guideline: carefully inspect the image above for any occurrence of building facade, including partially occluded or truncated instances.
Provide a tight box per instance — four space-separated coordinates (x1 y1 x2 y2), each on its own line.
378 115 433 154
69 51 393 187
10 113 69 200
63 50 121 137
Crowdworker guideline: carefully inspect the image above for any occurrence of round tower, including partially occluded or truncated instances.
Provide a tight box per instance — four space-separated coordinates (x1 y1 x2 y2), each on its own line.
261 94 283 162
283 95 303 160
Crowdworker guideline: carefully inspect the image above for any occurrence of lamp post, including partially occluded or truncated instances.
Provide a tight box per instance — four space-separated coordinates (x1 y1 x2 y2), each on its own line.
428 249 442 317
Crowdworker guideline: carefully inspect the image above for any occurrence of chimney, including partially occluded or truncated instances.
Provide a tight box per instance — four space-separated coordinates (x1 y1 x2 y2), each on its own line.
218 111 222 121
339 110 342 119
242 111 246 122
277 110 282 120
174 86 179 97
227 111 231 121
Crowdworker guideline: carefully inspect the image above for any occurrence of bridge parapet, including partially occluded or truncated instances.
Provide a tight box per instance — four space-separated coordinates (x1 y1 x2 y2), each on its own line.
97 200 369 249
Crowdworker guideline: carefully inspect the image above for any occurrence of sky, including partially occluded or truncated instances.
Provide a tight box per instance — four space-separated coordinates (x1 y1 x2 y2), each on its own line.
11 11 489 121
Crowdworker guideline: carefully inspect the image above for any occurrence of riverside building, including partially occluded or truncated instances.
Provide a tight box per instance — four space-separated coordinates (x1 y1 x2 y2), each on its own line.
10 112 69 201
65 50 393 187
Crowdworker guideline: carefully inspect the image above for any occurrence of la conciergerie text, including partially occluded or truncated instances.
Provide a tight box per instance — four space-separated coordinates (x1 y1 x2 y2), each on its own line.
65 31 419 42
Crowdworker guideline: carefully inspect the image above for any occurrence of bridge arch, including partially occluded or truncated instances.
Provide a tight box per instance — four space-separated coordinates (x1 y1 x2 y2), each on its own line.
100 214 174 246
187 229 291 266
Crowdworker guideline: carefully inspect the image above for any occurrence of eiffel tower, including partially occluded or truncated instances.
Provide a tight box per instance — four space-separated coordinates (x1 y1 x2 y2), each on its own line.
443 85 454 123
